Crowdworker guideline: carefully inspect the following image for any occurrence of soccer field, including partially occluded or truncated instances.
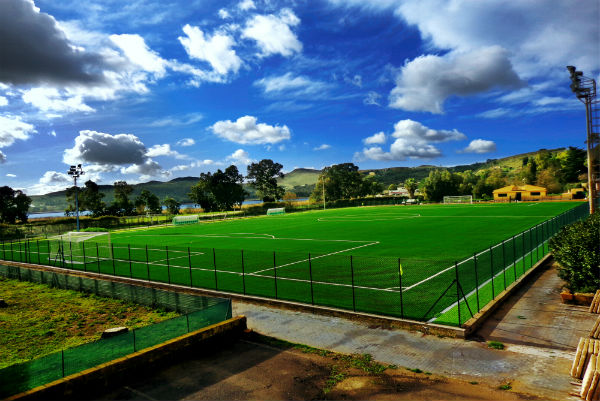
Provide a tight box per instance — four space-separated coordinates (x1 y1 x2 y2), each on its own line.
2 201 587 326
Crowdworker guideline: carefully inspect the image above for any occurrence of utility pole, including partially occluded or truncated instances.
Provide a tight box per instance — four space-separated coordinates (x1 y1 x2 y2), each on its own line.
68 164 85 231
567 66 599 214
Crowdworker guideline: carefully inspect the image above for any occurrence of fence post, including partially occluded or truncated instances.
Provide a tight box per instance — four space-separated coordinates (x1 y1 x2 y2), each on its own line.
535 224 539 261
188 247 193 287
61 350 65 377
143 245 150 281
512 235 517 281
96 242 100 272
128 244 132 278
133 329 136 352
69 240 74 270
350 255 356 312
166 245 171 284
37 239 41 265
454 261 461 326
473 253 480 312
309 252 314 305
111 243 116 275
213 248 218 290
273 251 278 299
10 240 13 261
501 240 506 290
241 249 246 295
489 246 495 300
529 228 533 269
398 258 404 319
521 231 526 275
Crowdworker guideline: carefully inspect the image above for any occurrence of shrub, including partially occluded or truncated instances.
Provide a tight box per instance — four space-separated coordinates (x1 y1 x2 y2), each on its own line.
549 212 600 293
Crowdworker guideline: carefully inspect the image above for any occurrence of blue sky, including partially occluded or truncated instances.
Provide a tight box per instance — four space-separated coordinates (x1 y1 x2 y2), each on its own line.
0 0 598 195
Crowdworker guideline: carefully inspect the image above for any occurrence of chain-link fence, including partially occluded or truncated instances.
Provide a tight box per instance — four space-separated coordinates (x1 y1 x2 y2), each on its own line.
0 265 232 398
0 203 589 329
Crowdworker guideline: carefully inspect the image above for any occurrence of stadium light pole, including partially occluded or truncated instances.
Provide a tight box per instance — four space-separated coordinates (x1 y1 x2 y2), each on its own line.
567 66 598 214
68 164 85 231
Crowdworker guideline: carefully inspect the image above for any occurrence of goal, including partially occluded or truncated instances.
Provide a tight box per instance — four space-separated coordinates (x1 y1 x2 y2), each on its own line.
443 195 473 204
172 214 199 225
47 231 112 265
266 207 285 216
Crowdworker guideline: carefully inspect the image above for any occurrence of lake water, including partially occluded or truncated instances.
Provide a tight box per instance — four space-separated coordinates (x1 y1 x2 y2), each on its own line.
28 198 309 220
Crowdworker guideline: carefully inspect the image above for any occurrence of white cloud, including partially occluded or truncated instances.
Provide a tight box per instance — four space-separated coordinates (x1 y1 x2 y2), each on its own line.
0 115 36 147
238 0 256 11
176 138 195 147
218 8 231 19
363 91 381 106
314 144 331 151
254 72 331 97
389 47 523 113
459 139 497 154
40 171 71 185
63 130 148 166
149 113 203 127
242 9 302 57
0 96 7 106
227 148 253 165
0 151 5 163
120 159 167 179
344 74 362 87
363 132 386 145
109 34 167 78
6 173 16 177
146 144 184 159
49 130 57 137
22 87 94 113
356 119 466 161
211 115 291 145
178 24 242 75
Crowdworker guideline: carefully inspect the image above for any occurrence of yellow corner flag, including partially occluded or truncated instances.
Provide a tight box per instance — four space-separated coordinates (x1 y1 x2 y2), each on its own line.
399 263 403 276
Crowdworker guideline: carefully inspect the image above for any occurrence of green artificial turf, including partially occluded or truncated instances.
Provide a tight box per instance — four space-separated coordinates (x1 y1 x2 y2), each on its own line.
2 201 587 325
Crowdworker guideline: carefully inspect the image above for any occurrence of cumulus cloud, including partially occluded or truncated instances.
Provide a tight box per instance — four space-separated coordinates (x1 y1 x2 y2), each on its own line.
0 0 106 85
459 139 497 154
211 115 291 145
314 144 331 151
363 132 386 145
389 47 523 113
40 170 71 185
120 159 167 179
254 73 331 97
227 149 253 165
146 144 184 158
238 0 256 11
242 9 302 57
0 115 36 147
109 34 167 78
356 119 466 161
63 130 147 166
176 138 195 147
178 24 242 76
218 9 231 19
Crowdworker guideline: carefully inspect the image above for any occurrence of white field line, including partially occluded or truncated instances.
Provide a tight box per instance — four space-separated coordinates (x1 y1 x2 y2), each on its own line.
118 233 371 244
251 241 380 275
427 240 548 323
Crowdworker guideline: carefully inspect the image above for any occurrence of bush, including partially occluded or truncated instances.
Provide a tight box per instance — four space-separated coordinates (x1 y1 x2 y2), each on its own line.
549 212 600 293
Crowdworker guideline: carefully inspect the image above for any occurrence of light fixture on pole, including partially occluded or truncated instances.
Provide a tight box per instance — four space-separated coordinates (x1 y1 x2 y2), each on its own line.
67 164 85 231
567 66 599 214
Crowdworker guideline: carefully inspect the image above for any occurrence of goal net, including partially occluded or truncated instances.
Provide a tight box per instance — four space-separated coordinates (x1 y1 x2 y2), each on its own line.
47 231 112 265
266 207 285 216
443 195 473 204
173 214 199 225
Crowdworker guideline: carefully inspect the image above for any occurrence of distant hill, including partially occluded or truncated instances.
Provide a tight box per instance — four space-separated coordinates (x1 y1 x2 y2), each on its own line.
28 148 567 212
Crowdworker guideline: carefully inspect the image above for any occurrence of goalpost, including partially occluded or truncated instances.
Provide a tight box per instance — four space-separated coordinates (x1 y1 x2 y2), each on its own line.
48 231 112 265
443 195 473 204
266 207 285 216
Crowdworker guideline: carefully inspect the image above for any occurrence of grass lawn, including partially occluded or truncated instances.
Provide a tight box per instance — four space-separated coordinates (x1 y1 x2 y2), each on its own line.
0 277 178 369
1 201 586 325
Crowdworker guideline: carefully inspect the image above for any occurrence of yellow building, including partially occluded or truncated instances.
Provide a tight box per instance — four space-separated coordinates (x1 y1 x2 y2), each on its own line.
493 185 547 201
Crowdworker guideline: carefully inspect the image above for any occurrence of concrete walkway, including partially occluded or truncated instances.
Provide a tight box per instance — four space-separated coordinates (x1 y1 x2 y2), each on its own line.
233 261 595 401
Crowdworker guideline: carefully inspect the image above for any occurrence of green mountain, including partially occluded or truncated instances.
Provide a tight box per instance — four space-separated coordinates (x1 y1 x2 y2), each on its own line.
28 148 568 213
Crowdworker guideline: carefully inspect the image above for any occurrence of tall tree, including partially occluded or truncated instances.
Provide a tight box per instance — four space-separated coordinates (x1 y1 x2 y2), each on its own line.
247 159 285 202
162 197 181 215
421 170 462 202
108 181 134 216
135 189 162 214
403 178 418 198
310 163 364 202
80 180 106 217
560 146 587 183
0 186 32 223
189 165 247 212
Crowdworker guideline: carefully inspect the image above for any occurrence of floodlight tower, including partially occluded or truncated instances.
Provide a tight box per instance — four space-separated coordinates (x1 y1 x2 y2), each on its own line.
567 66 599 214
68 164 85 231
